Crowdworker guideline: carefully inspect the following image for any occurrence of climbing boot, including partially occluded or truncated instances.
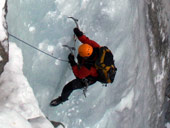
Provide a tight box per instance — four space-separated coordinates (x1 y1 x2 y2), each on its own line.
50 96 63 106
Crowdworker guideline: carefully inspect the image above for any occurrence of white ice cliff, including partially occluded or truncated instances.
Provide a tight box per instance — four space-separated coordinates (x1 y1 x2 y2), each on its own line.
0 0 169 128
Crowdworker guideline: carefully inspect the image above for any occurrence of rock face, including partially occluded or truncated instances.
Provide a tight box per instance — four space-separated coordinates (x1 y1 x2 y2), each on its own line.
0 0 9 75
145 0 170 125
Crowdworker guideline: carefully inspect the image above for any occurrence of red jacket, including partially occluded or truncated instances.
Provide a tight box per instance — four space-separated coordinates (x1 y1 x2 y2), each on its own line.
72 35 100 79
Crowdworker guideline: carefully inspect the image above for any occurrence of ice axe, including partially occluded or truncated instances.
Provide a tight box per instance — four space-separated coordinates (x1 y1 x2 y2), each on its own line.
68 16 79 29
67 17 80 51
68 16 79 42
62 44 76 55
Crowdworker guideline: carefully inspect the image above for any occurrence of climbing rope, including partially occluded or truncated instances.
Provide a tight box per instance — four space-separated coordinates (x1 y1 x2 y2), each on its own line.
8 33 68 62
8 17 80 63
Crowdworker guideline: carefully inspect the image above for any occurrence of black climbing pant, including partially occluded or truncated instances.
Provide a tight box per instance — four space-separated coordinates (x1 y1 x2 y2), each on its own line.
61 78 96 102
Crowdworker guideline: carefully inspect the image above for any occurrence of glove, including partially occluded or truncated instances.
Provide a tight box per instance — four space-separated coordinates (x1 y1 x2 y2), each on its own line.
73 28 83 37
68 53 76 66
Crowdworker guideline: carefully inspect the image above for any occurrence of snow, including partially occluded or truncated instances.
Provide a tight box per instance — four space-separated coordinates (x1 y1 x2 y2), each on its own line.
0 108 54 128
0 43 43 119
3 0 170 127
29 26 35 33
0 42 54 128
115 88 134 111
166 123 170 128
28 116 54 128
0 56 3 61
151 2 155 10
0 0 6 40
0 107 32 128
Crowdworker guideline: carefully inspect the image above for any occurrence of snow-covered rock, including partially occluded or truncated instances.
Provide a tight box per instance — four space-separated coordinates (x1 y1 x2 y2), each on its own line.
0 0 8 75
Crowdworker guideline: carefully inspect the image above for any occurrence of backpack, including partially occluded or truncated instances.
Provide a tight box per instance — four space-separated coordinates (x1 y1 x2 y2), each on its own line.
95 46 117 83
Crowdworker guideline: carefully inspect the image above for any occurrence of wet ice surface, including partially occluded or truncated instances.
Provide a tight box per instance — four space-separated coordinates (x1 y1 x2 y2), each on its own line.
6 0 170 128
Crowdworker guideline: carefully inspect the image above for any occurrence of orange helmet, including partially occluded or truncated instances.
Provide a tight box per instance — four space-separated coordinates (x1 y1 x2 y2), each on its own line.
78 44 93 57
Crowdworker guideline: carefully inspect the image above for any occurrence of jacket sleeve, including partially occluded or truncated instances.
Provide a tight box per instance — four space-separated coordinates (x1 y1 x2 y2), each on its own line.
72 65 98 79
78 35 100 48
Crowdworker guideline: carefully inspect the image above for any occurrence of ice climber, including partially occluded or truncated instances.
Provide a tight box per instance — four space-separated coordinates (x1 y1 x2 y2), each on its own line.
50 28 117 106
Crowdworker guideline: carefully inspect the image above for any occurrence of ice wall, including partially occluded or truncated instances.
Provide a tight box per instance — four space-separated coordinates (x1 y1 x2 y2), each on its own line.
7 0 170 128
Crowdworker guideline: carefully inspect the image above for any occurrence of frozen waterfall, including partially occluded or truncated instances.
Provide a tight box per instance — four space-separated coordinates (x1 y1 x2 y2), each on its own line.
4 0 170 128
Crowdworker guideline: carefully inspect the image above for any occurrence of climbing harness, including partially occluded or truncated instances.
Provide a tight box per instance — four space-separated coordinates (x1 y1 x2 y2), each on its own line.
8 33 68 62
